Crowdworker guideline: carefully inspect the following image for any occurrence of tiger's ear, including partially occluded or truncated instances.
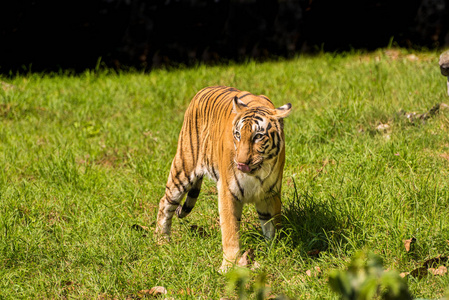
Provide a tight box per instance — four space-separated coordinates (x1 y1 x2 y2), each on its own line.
273 103 292 119
232 96 248 114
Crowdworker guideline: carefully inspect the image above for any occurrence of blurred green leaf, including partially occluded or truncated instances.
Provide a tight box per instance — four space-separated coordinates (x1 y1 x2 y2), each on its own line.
328 250 412 300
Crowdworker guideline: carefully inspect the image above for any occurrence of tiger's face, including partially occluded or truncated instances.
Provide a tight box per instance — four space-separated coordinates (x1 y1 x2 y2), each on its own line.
232 97 291 174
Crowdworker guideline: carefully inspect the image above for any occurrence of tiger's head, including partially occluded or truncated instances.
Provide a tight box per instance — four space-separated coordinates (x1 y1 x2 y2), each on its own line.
232 96 292 174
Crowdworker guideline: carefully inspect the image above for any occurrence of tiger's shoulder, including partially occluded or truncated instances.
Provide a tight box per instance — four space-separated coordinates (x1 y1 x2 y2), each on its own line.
192 86 275 113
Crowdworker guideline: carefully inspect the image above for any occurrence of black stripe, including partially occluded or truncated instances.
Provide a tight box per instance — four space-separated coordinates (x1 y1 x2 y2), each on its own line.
257 211 271 221
268 178 279 193
194 109 200 162
173 170 185 193
259 95 273 104
188 118 195 165
273 132 281 155
181 205 193 214
208 88 230 113
233 168 245 197
211 165 219 181
165 195 179 205
270 131 276 142
230 190 241 202
173 168 182 183
179 133 187 173
274 121 280 133
261 141 269 150
210 143 216 178
239 93 252 99
215 92 233 120
203 88 221 120
174 182 184 193
187 188 200 198
252 107 269 116
266 122 272 132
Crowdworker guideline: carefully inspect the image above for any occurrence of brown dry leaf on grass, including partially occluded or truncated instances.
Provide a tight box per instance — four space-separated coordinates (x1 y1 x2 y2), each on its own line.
404 255 448 279
428 266 447 276
440 153 449 162
177 288 194 296
237 248 261 270
376 123 391 132
399 239 449 279
306 266 322 277
423 255 448 268
403 237 416 252
238 249 255 267
137 286 167 298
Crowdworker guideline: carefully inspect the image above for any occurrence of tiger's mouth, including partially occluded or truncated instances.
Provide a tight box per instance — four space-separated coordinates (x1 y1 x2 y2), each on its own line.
236 159 263 174
237 163 252 173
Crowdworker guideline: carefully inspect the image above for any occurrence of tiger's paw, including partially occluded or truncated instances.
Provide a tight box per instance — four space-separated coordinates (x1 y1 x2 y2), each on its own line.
219 250 260 274
154 227 171 245
219 259 235 274
219 255 246 274
175 205 188 219
155 234 171 245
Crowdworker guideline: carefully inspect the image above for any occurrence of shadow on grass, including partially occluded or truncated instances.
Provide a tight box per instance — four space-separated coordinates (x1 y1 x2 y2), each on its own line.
281 178 354 255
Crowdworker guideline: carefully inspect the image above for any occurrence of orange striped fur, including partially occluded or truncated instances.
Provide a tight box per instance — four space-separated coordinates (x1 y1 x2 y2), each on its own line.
155 86 292 271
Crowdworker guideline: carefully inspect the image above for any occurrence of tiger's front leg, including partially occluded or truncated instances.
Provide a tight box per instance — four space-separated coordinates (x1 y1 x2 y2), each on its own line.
255 194 282 240
218 183 243 273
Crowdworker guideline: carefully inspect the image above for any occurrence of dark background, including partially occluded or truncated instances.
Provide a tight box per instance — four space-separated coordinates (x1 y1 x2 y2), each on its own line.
1 0 448 73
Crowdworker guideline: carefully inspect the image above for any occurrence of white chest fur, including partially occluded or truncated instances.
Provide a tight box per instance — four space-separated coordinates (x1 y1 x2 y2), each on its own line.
230 164 280 204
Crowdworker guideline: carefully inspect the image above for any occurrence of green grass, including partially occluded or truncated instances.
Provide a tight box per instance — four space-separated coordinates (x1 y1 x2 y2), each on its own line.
1 49 449 299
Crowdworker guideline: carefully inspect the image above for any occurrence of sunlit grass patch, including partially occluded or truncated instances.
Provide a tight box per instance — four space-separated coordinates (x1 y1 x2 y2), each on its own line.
1 49 448 298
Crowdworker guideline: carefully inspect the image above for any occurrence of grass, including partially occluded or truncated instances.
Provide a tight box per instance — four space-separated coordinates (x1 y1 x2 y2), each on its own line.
1 49 449 299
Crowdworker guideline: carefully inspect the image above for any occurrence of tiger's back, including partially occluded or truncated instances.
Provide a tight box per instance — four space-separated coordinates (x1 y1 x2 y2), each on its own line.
155 86 292 271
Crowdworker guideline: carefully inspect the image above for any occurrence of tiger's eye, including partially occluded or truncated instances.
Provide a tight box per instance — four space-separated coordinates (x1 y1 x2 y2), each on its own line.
254 133 264 140
234 131 241 140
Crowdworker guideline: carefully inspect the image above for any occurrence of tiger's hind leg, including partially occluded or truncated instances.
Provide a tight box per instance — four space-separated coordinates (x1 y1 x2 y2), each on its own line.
155 163 204 237
176 177 203 219
156 169 191 237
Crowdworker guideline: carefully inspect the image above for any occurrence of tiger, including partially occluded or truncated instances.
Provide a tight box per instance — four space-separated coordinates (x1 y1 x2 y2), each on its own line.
155 86 292 272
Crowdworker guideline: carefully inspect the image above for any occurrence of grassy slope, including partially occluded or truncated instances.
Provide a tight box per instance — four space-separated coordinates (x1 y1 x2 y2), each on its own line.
1 50 448 299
